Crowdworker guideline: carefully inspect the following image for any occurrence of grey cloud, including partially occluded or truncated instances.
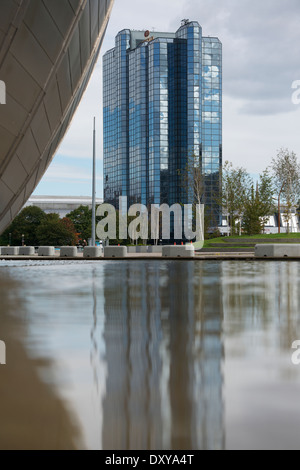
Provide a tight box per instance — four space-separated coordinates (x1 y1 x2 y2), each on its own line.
185 0 300 115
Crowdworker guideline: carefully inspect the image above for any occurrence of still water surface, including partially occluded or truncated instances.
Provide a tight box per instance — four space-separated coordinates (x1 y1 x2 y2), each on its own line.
0 260 300 450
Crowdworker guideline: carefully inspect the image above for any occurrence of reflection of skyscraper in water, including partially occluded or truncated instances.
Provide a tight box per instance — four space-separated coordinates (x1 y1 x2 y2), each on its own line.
102 261 224 450
166 262 224 450
102 262 164 449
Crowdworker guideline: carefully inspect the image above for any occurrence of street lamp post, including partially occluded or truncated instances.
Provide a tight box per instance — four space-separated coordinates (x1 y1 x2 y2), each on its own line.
277 184 284 234
226 190 230 237
278 196 281 234
22 234 24 246
272 191 283 234
91 117 96 247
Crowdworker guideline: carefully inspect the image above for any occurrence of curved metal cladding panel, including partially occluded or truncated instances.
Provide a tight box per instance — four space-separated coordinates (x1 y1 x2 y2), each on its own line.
0 0 114 234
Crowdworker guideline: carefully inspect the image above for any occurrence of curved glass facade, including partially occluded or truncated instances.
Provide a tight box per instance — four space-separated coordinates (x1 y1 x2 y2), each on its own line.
103 21 222 222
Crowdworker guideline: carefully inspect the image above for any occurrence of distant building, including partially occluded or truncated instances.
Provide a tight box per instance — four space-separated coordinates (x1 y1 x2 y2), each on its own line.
24 196 103 219
103 20 222 224
219 206 300 235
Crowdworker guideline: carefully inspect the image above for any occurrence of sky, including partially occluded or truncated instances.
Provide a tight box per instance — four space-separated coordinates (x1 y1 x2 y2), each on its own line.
34 0 300 197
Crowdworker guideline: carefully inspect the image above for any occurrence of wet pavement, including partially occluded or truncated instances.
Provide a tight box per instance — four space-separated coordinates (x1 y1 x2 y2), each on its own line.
0 259 300 450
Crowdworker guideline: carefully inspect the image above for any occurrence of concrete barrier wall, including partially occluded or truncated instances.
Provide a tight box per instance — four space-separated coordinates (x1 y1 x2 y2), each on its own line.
60 247 78 257
104 246 127 258
127 245 191 255
255 244 300 258
137 246 148 253
19 247 35 256
148 246 162 253
185 244 195 250
128 246 149 253
38 247 55 256
162 246 195 258
2 247 19 255
83 247 102 258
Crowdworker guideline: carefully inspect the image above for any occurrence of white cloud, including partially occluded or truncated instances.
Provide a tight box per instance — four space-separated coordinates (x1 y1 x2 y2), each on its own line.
185 0 300 114
223 96 300 173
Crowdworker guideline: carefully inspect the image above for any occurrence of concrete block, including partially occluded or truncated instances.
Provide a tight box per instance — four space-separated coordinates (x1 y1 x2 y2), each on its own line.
255 244 300 258
38 246 55 256
19 247 35 256
1 247 19 255
60 246 78 257
148 246 162 254
104 246 127 258
136 246 149 253
127 246 148 253
162 245 195 258
185 244 195 251
83 246 102 258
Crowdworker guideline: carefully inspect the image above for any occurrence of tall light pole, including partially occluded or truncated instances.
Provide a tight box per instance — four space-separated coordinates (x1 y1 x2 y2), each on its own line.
226 190 229 236
91 117 96 246
277 184 284 234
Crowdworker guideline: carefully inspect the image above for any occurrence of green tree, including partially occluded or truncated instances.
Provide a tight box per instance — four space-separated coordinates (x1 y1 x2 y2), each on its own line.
221 161 252 236
66 205 92 243
36 215 77 246
271 148 300 234
61 218 78 245
242 185 265 235
256 169 275 232
0 206 47 246
232 169 275 236
46 213 60 222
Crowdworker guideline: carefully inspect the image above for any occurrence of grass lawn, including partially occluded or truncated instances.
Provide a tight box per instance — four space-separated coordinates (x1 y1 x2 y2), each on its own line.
203 232 300 248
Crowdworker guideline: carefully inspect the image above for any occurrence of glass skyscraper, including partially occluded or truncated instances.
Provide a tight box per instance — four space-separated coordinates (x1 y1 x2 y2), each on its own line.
103 20 222 223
